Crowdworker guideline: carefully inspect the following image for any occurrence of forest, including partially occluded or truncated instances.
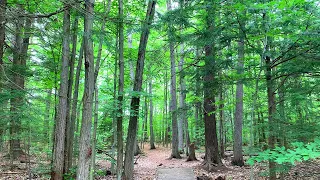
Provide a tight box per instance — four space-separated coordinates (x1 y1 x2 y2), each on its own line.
0 0 319 179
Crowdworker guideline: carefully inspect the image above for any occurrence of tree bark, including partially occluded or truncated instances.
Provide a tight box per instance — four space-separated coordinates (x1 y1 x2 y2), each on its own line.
10 15 31 160
202 3 222 170
219 89 224 158
76 0 95 179
52 4 70 179
117 0 124 177
166 0 181 159
178 43 189 155
149 80 156 149
64 14 79 174
232 12 245 166
123 1 156 179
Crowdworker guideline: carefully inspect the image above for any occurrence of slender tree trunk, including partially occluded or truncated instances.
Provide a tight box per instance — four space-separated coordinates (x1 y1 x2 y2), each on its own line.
149 80 156 149
232 13 245 166
202 4 222 171
10 16 31 160
219 89 224 158
178 43 189 155
111 34 118 175
116 0 124 178
90 87 99 180
123 2 156 179
52 5 70 179
164 70 169 148
70 39 84 164
76 0 95 179
166 0 181 159
0 0 6 151
64 14 79 174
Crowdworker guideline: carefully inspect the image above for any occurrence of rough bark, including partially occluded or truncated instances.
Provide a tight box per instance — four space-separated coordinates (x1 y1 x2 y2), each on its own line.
186 143 197 161
0 0 6 94
122 1 156 179
117 0 124 177
76 0 95 179
166 0 181 159
52 5 70 180
70 39 84 166
149 80 156 149
178 43 189 155
64 14 79 174
202 3 222 170
10 16 31 160
232 15 245 166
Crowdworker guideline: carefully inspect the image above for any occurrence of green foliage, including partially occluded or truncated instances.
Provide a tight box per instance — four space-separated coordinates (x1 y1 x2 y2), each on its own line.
248 139 320 166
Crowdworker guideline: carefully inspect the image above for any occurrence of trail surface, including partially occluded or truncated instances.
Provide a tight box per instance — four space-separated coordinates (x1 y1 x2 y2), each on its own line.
157 168 195 180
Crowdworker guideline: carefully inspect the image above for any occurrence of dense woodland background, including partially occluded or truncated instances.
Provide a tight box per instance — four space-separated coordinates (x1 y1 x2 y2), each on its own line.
0 0 319 179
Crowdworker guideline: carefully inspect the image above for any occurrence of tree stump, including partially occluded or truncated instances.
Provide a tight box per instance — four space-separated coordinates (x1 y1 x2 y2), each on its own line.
187 143 197 161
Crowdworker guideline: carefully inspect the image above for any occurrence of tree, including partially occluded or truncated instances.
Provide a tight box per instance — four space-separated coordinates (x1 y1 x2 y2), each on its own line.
52 4 70 179
149 80 156 149
232 5 245 167
117 0 125 178
76 0 95 178
123 1 156 179
202 0 222 170
166 0 181 159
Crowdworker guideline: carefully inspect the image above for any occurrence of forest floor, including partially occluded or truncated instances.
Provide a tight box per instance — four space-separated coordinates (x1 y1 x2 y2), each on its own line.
1 144 320 179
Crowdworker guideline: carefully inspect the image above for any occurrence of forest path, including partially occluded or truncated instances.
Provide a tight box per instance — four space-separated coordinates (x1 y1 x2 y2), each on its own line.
156 168 195 180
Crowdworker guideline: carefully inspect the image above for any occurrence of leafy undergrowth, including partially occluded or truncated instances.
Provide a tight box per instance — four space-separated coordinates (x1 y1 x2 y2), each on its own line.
1 145 320 179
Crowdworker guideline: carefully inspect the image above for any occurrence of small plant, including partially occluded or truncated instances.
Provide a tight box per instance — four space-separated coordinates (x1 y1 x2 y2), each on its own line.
248 138 320 166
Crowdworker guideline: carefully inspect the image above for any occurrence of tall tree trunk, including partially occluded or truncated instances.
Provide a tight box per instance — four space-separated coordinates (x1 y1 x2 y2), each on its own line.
10 16 31 160
52 5 70 179
166 0 181 159
232 13 245 166
164 70 169 148
219 89 224 158
64 14 79 174
70 39 84 165
116 0 124 178
178 43 189 155
76 0 95 179
262 8 276 180
90 1 109 177
0 0 6 151
149 80 156 149
111 32 118 175
90 87 99 180
123 1 156 179
202 3 222 171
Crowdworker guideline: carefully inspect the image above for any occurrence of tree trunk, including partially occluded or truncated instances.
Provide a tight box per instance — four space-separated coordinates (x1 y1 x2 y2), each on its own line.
10 16 31 160
52 5 70 179
202 4 222 171
166 0 181 159
219 89 224 158
90 87 99 180
232 14 245 166
122 2 156 179
178 43 189 155
0 0 6 99
117 0 124 178
70 39 84 166
164 70 169 148
149 80 156 149
64 14 79 174
76 0 95 179
187 143 197 161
